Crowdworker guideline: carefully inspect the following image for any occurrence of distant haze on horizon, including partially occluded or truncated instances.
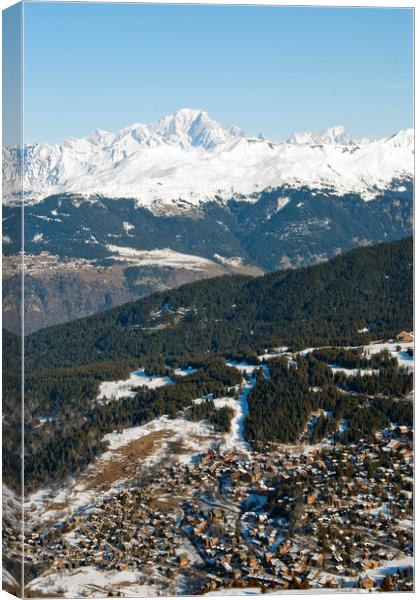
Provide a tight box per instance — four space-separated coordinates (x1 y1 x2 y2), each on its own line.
5 3 414 146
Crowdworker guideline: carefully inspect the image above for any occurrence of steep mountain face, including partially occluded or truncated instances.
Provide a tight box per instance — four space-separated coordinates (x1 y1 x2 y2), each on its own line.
2 184 413 333
2 109 414 333
151 108 244 149
3 183 413 266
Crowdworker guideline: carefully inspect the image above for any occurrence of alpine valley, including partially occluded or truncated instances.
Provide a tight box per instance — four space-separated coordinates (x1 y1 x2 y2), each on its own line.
2 108 413 332
2 237 414 596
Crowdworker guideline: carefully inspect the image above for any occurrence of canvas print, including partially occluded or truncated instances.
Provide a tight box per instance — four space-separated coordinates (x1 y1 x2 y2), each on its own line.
2 1 414 597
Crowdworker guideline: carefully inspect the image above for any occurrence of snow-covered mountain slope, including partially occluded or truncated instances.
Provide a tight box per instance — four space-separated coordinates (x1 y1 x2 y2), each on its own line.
287 125 355 146
2 109 413 207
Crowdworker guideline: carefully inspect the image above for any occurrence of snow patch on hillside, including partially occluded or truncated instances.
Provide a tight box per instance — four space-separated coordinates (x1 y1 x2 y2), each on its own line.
106 246 216 270
213 254 244 267
276 196 290 211
97 369 174 401
122 221 134 233
26 566 158 598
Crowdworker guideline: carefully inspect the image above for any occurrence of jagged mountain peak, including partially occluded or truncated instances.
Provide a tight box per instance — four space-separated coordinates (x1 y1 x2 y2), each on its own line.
152 108 242 149
78 109 243 151
288 125 354 145
156 107 210 126
2 110 413 207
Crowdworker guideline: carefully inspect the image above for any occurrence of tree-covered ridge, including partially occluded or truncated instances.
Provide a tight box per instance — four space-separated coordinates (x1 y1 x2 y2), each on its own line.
3 185 412 270
245 352 413 446
3 183 412 334
6 358 242 492
2 237 413 492
24 236 413 373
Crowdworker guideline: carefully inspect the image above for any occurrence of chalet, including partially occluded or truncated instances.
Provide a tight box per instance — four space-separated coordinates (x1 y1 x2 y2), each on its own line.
310 553 324 567
278 540 291 555
204 536 219 548
177 553 190 566
211 508 224 520
396 331 414 343
223 451 235 462
360 576 376 590
306 491 318 505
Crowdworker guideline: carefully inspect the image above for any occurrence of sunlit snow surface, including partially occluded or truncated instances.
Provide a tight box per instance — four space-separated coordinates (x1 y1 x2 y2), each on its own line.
362 341 413 371
3 109 413 207
26 566 158 598
106 246 217 271
97 369 174 401
97 366 198 401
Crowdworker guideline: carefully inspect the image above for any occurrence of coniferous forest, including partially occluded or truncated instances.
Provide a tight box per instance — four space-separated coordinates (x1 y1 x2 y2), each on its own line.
245 353 412 445
2 237 413 492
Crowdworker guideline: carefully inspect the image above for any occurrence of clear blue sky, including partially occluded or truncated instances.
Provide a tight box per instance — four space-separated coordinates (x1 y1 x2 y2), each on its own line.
16 2 415 144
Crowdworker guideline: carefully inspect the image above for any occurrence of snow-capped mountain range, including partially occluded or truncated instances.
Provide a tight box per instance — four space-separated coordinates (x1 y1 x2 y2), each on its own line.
287 125 356 146
2 108 413 208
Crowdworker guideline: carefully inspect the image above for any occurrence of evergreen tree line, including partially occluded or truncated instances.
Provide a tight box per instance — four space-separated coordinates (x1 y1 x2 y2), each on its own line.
312 347 399 369
185 400 235 433
23 237 413 373
244 353 413 446
333 367 413 396
6 358 241 492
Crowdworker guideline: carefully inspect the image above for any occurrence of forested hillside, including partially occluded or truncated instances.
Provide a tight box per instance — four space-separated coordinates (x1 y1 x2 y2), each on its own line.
3 237 413 492
2 180 412 334
245 353 413 445
24 236 413 373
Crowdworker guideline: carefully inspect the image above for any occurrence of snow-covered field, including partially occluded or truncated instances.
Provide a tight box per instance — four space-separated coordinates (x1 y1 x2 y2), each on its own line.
102 415 215 464
174 366 198 377
214 393 250 453
97 368 174 401
213 254 244 267
226 359 259 375
97 366 199 401
340 557 414 589
106 245 217 271
329 365 379 376
362 341 414 371
25 566 158 598
258 347 289 361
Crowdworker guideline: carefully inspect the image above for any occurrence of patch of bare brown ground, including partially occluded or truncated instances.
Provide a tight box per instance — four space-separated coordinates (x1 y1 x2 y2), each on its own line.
44 501 71 512
87 429 169 488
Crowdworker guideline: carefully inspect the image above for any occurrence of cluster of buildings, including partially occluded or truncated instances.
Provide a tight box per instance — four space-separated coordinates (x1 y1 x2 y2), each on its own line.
21 422 413 594
179 429 413 592
3 251 96 279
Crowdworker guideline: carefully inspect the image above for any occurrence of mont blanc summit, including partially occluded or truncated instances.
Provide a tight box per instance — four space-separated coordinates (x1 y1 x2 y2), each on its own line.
2 109 413 207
